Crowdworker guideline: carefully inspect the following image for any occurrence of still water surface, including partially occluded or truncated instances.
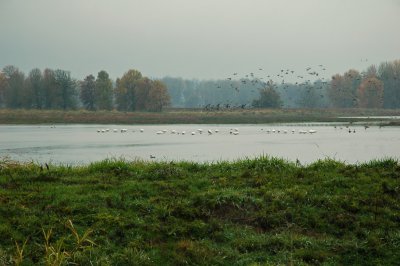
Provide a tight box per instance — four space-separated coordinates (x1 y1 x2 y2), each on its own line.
1 124 399 165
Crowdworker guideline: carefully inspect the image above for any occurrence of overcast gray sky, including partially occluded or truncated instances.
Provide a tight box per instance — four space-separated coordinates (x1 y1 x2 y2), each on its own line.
1 0 399 80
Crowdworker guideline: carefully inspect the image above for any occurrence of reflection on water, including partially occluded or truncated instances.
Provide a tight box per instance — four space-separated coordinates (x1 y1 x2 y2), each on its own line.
0 124 399 165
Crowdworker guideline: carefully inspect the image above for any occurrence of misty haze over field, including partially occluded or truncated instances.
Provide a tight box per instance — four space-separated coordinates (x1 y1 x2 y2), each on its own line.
1 0 399 80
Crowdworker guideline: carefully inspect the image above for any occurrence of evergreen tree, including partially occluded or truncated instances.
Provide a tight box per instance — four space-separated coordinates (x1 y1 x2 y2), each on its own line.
43 69 57 109
80 74 96 110
95 71 113 110
53 69 77 110
25 68 44 109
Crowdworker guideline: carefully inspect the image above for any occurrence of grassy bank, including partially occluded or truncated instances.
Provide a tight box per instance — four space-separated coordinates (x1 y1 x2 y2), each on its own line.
1 108 400 125
0 157 399 265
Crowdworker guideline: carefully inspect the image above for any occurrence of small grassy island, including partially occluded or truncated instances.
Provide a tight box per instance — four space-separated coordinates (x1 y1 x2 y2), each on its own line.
0 157 399 265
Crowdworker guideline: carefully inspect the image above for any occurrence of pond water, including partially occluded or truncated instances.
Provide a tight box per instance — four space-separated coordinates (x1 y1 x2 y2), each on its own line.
0 124 399 165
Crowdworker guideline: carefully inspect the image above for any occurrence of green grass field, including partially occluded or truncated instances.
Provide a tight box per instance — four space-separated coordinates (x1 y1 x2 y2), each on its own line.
1 157 399 265
1 108 400 125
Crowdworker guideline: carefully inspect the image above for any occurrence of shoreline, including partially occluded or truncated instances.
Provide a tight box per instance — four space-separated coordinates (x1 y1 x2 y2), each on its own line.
1 108 400 125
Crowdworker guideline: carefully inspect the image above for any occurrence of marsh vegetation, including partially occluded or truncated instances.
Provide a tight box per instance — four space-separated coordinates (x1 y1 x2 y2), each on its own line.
0 157 399 265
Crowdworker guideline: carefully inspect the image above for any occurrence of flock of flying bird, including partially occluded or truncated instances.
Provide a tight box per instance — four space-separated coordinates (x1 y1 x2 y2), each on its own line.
204 64 330 110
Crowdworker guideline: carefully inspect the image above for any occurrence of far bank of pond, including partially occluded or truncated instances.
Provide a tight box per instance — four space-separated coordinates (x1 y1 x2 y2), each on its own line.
1 108 400 125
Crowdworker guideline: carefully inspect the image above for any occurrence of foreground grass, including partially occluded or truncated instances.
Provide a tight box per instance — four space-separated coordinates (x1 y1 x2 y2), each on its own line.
0 157 399 265
1 108 400 125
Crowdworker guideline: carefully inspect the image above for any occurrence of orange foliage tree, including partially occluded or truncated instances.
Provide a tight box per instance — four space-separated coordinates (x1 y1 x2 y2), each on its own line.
357 77 384 108
328 69 361 108
146 80 170 112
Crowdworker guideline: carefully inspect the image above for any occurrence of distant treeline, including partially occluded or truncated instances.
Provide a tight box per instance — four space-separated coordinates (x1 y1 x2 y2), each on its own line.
162 59 400 110
0 67 170 112
1 59 399 111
